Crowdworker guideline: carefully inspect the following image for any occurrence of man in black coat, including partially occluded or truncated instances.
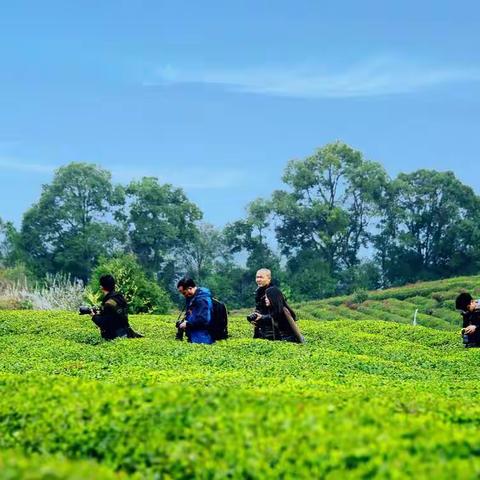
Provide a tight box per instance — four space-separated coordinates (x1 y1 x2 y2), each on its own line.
456 292 480 347
90 275 143 341
248 268 273 339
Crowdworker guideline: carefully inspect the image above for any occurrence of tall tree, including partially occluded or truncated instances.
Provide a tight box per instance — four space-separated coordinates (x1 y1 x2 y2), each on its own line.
124 177 202 280
224 198 280 273
178 223 254 308
179 223 229 284
20 163 124 281
0 218 19 268
272 141 387 274
375 169 480 285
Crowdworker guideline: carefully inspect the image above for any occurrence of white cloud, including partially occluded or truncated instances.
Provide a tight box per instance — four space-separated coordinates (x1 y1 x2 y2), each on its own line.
0 158 246 190
149 57 480 98
0 158 57 174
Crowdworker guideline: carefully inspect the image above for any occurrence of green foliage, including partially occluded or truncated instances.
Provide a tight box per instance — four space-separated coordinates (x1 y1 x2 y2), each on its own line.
124 177 202 279
89 254 172 314
201 264 254 310
338 261 382 293
0 451 129 480
19 163 125 281
10 146 480 308
272 141 388 271
0 218 21 268
0 302 480 479
352 288 369 304
179 223 231 285
0 298 33 310
223 198 281 296
375 169 480 286
295 275 478 331
0 263 33 285
283 248 337 301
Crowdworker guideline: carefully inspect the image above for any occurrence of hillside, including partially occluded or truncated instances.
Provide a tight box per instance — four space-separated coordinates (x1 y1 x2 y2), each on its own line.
1 276 480 478
295 275 480 331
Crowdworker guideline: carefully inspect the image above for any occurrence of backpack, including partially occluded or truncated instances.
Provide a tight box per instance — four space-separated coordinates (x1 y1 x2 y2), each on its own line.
105 292 129 325
210 298 229 341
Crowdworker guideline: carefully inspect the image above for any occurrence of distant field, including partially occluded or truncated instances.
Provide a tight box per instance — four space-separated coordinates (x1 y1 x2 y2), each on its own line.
1 276 480 479
294 275 480 331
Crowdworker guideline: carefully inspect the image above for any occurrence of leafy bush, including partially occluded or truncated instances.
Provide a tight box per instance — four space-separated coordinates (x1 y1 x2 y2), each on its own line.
431 292 446 305
0 451 130 480
0 298 31 310
352 288 369 304
89 254 172 314
0 309 479 479
2 275 480 478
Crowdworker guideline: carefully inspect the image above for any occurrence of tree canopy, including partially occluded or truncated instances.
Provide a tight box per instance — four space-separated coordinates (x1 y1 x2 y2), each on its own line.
4 142 480 307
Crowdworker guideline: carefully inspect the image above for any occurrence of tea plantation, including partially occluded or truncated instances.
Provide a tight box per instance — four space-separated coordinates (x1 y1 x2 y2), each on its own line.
2 276 480 479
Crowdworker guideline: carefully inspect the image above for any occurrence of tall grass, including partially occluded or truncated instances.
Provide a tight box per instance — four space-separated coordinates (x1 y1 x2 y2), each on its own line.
0 272 85 311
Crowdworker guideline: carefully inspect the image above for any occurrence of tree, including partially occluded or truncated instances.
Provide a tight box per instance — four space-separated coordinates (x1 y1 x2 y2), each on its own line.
124 178 202 283
271 142 387 287
203 263 254 309
20 163 124 281
224 198 280 274
179 223 230 284
88 254 172 314
0 218 20 268
283 248 337 301
374 169 480 285
222 198 289 308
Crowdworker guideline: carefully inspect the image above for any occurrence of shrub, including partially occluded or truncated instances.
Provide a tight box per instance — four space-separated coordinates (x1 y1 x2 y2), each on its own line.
89 254 172 314
352 288 369 304
0 310 477 479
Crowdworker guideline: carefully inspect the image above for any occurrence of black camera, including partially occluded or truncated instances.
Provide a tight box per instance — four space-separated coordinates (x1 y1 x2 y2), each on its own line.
460 328 480 348
79 306 99 315
175 320 185 341
247 311 260 322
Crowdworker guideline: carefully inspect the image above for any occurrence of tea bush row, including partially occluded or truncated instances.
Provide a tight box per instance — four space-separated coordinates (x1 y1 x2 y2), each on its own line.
294 275 476 331
2 309 480 478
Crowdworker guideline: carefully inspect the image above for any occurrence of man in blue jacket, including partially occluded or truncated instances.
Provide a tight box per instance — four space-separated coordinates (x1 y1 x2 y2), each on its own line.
177 277 214 344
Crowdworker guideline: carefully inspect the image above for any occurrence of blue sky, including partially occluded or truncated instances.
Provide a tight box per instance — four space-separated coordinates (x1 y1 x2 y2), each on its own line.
1 0 480 227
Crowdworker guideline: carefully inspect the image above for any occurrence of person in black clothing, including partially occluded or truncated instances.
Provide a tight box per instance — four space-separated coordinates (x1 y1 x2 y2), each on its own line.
90 275 143 341
456 292 480 347
248 268 273 339
248 269 304 343
254 286 304 343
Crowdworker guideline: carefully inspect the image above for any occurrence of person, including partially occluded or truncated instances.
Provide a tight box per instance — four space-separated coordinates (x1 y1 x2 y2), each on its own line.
455 292 480 347
90 274 143 340
260 286 304 343
247 268 273 339
248 268 304 343
177 277 214 344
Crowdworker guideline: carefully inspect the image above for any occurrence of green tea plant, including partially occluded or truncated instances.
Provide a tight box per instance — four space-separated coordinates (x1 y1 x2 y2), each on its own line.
1 275 480 479
295 275 480 331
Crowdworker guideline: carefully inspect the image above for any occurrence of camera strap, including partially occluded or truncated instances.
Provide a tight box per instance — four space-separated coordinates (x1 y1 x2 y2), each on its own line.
177 305 186 323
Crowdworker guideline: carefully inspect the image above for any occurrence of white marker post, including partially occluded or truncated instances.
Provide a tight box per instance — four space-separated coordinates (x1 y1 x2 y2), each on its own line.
413 308 418 326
